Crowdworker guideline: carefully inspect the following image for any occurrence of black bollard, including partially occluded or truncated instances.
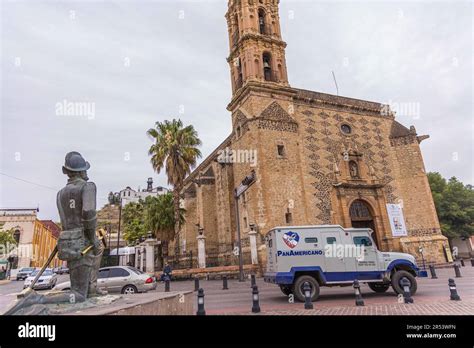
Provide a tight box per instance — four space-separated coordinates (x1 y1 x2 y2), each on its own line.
194 277 199 292
196 288 206 315
460 259 465 267
165 278 170 292
448 278 461 301
429 265 438 279
303 282 313 310
471 259 474 267
223 276 229 290
454 264 462 278
250 274 256 288
251 285 261 313
353 280 365 306
401 277 414 304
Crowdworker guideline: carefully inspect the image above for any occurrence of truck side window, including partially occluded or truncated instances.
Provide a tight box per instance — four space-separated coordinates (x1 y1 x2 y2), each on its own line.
353 236 372 247
305 237 318 244
326 237 337 244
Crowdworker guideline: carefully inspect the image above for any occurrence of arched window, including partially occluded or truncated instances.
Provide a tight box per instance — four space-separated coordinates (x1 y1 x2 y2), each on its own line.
13 229 21 244
349 200 372 220
349 160 360 179
258 9 267 34
263 52 272 81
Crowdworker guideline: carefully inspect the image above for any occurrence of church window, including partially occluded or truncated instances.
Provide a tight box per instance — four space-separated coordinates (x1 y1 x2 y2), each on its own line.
285 212 292 224
258 9 268 35
243 217 248 228
236 126 241 137
277 144 285 157
341 124 352 134
263 53 272 81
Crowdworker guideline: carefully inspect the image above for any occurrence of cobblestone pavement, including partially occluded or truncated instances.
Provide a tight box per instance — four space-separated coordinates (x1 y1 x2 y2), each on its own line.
226 300 474 316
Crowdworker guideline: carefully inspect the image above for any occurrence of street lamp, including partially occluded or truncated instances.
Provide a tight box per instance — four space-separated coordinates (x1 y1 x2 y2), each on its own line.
234 170 256 282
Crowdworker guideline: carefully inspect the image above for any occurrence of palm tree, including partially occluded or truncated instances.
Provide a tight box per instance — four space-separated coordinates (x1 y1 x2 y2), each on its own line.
147 119 202 259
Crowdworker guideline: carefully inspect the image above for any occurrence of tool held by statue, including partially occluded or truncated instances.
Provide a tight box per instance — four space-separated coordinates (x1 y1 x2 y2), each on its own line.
81 228 108 256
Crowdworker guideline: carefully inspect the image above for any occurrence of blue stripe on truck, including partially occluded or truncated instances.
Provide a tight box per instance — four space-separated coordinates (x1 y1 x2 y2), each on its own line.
264 260 426 284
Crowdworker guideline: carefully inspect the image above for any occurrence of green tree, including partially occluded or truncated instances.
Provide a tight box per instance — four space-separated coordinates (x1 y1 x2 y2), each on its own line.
147 119 202 255
428 172 474 239
122 201 147 244
144 194 185 242
0 228 16 247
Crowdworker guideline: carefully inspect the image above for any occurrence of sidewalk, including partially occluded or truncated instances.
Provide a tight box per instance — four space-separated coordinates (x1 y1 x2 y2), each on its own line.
226 299 474 316
0 280 11 286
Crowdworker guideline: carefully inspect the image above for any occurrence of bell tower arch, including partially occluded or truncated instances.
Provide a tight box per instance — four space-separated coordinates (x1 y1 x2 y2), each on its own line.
226 0 290 96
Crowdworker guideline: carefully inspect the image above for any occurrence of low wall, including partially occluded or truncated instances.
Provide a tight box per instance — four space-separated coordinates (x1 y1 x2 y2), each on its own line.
62 291 193 316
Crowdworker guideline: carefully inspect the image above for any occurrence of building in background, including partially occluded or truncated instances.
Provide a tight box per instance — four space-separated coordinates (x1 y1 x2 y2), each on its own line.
117 177 169 206
0 209 62 268
172 0 450 270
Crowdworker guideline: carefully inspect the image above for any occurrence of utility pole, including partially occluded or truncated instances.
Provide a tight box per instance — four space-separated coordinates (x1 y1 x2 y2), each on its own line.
116 195 123 266
234 170 256 282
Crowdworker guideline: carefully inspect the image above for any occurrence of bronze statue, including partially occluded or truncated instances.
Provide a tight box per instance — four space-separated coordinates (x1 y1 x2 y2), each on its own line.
4 152 105 315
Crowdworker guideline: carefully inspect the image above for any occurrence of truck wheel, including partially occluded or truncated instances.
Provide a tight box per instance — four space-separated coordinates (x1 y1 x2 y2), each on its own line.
368 282 390 293
279 285 292 296
293 276 320 302
391 270 417 295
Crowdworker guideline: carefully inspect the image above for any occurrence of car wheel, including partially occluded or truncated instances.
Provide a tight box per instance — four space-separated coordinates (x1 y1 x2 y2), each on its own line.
121 285 138 294
368 282 390 293
292 275 320 302
279 285 293 296
391 270 417 295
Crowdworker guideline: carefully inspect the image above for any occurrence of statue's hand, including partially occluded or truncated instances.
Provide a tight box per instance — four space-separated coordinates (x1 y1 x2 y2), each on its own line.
93 238 102 255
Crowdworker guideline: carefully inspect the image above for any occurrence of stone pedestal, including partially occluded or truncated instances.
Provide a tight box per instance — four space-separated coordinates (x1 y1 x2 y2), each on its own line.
144 238 158 273
197 235 206 269
249 231 258 265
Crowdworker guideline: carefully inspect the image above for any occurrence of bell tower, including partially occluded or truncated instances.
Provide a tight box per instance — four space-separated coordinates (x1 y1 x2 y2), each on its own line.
226 0 290 96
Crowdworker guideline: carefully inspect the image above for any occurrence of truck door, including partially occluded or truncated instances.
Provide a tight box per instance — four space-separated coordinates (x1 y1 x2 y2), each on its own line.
321 231 346 277
352 232 380 280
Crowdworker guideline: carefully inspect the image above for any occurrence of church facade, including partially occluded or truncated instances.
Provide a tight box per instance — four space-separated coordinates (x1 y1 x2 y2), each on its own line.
169 0 450 269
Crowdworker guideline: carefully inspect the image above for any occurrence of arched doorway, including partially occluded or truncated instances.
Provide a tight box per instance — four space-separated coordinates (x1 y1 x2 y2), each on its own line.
349 200 379 248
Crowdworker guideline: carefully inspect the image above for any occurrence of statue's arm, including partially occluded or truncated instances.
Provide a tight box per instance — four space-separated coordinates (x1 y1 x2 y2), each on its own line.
82 182 97 244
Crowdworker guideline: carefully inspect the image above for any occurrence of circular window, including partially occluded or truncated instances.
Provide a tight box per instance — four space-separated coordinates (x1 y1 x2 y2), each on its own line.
341 124 352 135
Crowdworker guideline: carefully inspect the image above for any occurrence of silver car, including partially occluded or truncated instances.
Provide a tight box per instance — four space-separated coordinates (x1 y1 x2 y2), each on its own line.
24 269 58 290
54 266 157 294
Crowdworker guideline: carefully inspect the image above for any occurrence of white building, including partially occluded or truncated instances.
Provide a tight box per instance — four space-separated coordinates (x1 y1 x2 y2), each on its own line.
118 178 169 206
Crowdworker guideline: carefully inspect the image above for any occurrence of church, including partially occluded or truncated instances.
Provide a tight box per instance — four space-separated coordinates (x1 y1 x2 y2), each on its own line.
168 0 450 270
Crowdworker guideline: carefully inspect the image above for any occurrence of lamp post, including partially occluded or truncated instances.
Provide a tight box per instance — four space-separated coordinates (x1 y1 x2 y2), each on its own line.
116 194 123 266
234 170 256 282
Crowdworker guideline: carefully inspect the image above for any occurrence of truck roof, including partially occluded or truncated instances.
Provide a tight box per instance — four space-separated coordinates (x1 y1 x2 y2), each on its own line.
268 225 372 233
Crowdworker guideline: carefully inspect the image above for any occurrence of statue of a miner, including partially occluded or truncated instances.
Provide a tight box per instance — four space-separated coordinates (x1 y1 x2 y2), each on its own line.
5 152 106 315
56 151 105 300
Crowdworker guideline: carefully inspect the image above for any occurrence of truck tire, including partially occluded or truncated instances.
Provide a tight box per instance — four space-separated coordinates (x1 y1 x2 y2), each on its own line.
279 285 293 296
391 270 417 295
293 275 320 302
368 282 390 293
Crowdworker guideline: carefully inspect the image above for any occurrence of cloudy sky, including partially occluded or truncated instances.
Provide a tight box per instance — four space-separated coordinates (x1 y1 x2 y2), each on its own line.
1 0 472 221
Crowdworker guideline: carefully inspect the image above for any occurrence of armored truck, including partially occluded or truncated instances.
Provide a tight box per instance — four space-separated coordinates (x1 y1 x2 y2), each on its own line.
264 225 427 302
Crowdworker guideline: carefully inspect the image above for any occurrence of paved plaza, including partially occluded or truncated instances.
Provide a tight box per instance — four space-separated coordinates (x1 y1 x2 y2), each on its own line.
1 266 472 315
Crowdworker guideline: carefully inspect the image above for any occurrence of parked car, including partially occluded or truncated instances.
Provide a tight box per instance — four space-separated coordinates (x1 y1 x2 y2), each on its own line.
54 266 157 294
53 267 69 275
16 267 36 281
23 269 58 290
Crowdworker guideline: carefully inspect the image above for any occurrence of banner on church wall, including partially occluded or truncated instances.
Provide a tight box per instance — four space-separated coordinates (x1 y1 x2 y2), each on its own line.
386 204 408 237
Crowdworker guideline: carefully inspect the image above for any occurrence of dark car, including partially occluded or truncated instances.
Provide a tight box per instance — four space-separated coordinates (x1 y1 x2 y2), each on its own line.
16 267 36 281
